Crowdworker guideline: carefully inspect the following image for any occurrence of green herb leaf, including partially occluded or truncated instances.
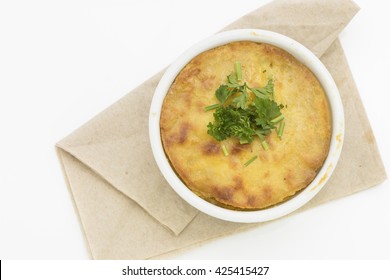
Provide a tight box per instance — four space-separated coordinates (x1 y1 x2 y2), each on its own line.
252 79 274 99
207 106 255 144
227 73 239 86
264 79 274 94
205 62 285 152
215 85 233 104
255 129 271 137
232 90 248 109
250 87 268 99
254 97 282 123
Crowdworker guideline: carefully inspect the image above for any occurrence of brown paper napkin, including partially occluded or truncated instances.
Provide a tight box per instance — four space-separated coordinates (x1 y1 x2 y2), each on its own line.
56 0 386 259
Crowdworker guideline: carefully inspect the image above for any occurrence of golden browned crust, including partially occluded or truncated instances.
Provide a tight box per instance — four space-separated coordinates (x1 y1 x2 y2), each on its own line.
160 41 331 210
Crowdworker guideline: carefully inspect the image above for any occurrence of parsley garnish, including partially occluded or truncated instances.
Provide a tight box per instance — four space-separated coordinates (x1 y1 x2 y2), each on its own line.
205 61 285 160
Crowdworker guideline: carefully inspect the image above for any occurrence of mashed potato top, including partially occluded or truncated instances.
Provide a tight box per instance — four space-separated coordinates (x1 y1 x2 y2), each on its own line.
160 41 331 209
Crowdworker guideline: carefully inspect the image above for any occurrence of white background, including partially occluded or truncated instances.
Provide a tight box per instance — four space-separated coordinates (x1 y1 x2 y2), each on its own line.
0 0 389 259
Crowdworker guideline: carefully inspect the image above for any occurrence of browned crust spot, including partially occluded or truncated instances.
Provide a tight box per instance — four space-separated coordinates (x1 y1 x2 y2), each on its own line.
247 195 257 207
178 123 190 144
213 187 233 202
199 75 216 90
231 143 252 155
262 186 273 201
180 67 201 80
165 122 191 147
284 170 295 187
180 88 195 107
202 142 220 155
233 176 243 190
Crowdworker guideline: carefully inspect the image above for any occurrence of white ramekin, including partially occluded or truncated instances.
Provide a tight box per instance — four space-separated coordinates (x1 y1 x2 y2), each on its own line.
149 29 344 223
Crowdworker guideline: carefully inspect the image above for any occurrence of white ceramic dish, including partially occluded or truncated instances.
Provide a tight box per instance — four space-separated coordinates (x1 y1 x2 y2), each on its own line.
149 29 344 223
